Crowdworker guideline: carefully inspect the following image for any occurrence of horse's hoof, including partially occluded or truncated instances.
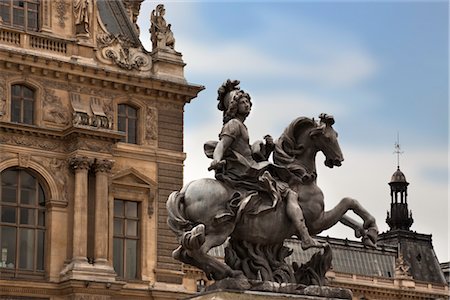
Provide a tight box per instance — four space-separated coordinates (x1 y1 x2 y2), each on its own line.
366 227 378 243
362 236 376 248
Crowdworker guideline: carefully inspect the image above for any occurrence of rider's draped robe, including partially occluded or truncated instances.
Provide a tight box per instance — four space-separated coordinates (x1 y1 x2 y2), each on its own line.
204 118 293 217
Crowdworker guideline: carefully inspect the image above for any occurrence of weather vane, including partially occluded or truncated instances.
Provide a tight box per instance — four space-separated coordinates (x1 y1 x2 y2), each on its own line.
394 132 403 168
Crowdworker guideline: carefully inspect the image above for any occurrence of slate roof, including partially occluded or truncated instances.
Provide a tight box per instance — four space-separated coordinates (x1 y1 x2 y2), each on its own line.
209 236 398 278
379 230 447 284
97 1 142 48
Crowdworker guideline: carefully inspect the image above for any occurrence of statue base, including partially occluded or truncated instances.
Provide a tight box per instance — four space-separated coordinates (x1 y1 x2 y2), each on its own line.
188 279 352 299
188 288 352 300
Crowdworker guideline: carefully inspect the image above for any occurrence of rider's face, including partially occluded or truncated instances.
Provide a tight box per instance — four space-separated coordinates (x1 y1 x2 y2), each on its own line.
237 97 251 115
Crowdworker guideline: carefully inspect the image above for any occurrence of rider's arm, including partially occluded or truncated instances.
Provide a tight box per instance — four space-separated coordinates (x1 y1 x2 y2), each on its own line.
209 135 233 170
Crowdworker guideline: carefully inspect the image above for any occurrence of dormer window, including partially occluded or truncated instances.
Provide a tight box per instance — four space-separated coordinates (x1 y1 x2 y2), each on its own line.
11 84 35 125
0 1 40 32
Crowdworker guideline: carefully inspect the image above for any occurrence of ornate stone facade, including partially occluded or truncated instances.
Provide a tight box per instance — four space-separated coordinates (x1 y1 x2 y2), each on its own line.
0 1 203 299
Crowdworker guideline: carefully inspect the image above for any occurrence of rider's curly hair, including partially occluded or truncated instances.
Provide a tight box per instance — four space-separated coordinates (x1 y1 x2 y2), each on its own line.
217 79 252 124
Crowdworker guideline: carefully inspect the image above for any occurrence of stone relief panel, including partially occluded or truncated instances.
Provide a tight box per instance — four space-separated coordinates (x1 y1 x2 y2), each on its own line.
38 157 70 203
66 138 113 154
43 88 70 126
0 74 6 121
0 133 65 152
144 106 157 145
55 0 68 28
103 97 114 129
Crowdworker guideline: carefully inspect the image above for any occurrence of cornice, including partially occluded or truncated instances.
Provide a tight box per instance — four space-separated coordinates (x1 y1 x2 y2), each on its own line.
0 49 204 103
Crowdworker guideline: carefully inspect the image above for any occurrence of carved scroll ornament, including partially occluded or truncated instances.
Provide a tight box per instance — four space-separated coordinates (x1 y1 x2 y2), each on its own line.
97 34 151 71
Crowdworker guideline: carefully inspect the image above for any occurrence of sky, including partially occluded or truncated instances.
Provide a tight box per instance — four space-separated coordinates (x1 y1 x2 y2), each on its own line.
137 1 449 262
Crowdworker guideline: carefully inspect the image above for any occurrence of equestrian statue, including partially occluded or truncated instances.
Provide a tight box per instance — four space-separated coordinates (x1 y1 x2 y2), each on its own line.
167 80 378 287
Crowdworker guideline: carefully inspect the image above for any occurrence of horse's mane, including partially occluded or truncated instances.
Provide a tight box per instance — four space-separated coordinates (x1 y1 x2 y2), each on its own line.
273 117 316 169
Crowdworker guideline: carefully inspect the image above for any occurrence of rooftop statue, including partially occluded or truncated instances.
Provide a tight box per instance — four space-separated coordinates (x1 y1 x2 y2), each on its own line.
167 80 378 289
150 4 175 51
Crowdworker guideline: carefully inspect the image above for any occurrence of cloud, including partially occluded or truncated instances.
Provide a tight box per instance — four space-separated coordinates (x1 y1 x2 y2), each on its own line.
177 38 378 88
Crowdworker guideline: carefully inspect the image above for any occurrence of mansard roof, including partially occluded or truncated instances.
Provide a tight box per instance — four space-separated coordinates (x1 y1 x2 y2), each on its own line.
97 1 142 49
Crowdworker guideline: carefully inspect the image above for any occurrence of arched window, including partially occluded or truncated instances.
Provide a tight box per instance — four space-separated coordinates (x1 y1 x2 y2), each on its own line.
118 104 138 144
0 0 40 31
11 84 35 125
0 168 46 278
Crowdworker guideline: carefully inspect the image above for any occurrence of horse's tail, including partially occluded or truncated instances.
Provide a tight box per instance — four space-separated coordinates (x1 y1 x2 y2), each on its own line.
167 191 192 238
167 190 206 251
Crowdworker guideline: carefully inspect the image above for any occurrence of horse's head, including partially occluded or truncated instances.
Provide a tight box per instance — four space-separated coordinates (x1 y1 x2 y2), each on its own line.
310 113 344 168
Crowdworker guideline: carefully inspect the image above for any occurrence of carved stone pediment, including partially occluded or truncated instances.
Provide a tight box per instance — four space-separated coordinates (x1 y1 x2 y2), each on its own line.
97 33 151 71
112 168 156 188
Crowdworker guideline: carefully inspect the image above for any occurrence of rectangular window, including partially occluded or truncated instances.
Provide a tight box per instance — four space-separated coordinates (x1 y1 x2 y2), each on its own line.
113 199 139 280
1 0 39 31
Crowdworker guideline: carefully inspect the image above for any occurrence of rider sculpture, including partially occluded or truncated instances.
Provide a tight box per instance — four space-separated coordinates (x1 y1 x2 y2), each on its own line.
167 80 378 285
205 79 321 250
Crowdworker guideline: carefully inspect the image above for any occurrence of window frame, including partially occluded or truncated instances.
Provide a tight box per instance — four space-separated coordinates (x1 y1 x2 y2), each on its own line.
117 103 139 144
0 168 46 279
113 199 140 280
0 0 40 32
11 83 36 125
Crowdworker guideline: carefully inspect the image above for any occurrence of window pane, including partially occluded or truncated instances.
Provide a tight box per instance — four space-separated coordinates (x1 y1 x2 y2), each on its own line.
11 98 21 123
114 200 124 217
128 107 137 118
38 209 45 227
20 208 35 225
128 119 136 144
20 188 36 205
118 116 126 132
125 239 137 279
0 227 16 268
1 207 16 223
0 4 11 24
12 85 20 95
118 104 126 115
13 7 24 27
38 186 45 206
36 230 44 270
1 187 17 203
114 219 123 236
19 228 34 269
23 86 33 99
113 238 123 277
23 99 34 124
125 202 138 218
126 220 138 237
20 171 35 188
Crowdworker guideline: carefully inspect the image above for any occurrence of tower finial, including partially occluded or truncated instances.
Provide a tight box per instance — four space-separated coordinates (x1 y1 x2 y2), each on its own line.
394 132 403 169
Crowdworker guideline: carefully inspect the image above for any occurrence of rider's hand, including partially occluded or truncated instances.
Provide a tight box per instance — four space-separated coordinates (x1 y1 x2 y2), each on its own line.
264 135 275 153
264 135 274 146
208 159 226 171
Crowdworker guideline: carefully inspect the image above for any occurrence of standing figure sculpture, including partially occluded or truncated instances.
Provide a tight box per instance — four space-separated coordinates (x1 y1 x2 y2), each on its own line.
167 80 378 286
150 4 175 50
74 0 91 35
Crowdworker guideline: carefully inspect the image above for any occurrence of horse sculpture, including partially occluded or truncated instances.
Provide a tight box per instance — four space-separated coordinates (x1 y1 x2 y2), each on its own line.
167 82 378 285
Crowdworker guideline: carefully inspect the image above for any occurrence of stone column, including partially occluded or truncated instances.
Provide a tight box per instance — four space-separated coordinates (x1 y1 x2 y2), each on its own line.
93 159 113 265
69 156 92 263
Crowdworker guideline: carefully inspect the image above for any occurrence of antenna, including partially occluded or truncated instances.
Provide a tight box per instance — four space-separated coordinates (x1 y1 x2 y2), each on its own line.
393 132 403 168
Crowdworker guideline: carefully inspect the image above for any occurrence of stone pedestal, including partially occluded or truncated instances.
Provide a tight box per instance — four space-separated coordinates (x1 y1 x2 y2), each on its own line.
189 280 353 300
187 290 351 300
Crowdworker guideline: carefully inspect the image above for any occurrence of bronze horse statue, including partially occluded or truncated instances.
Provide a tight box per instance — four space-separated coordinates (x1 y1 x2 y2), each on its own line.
167 114 378 283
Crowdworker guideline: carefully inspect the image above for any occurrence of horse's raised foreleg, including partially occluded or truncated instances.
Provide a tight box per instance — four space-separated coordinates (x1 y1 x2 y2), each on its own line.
309 197 378 247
